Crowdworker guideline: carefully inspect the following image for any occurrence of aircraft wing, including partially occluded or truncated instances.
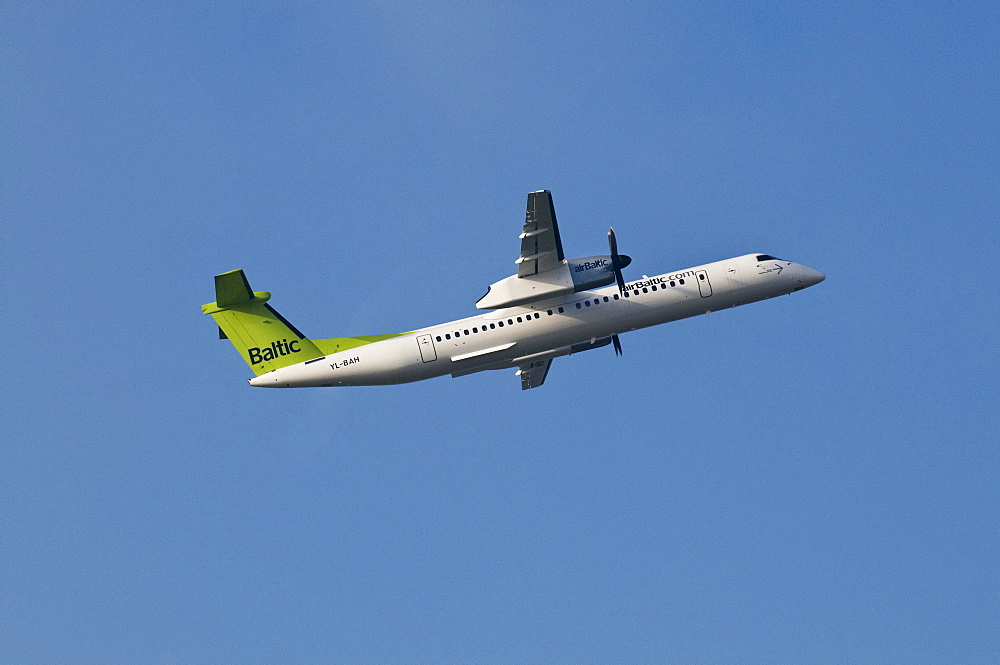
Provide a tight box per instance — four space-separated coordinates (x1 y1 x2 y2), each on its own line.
516 358 552 390
516 190 565 277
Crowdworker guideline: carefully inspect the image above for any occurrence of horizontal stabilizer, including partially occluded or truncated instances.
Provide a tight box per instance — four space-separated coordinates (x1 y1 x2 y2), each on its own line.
214 269 255 307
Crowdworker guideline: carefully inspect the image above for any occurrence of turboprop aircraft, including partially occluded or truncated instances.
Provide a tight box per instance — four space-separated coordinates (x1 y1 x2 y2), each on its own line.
203 190 825 390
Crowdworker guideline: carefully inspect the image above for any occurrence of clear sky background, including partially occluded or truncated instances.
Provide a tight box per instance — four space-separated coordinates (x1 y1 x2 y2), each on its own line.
3 2 997 663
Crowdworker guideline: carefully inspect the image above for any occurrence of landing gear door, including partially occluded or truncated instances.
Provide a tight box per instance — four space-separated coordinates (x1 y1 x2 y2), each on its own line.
416 334 437 363
696 270 712 297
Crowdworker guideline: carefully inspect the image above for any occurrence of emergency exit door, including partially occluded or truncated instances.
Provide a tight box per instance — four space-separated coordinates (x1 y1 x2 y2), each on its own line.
696 270 713 297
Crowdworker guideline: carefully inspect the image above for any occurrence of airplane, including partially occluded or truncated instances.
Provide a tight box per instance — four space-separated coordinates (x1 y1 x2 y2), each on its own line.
203 190 825 390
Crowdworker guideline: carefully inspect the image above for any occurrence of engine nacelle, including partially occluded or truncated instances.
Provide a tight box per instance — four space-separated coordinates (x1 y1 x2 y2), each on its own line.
476 254 631 309
568 255 618 292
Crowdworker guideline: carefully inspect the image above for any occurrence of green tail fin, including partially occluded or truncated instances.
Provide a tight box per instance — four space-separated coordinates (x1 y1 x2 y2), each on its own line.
202 270 323 376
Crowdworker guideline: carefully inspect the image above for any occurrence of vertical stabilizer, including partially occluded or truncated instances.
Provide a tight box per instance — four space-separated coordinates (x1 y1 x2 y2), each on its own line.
201 270 322 376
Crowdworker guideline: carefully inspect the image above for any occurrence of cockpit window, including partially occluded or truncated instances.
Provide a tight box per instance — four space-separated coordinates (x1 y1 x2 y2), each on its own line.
756 254 782 261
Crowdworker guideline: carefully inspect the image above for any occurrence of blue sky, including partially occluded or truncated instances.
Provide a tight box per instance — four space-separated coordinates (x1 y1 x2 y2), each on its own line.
3 2 997 663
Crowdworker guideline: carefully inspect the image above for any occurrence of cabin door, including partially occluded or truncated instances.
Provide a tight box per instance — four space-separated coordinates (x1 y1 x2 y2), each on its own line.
416 335 437 363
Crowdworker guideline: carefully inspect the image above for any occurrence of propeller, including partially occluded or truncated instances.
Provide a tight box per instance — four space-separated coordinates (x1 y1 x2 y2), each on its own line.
607 227 632 295
607 227 630 359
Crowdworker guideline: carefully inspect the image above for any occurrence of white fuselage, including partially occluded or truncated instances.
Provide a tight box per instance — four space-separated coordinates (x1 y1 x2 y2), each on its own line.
249 254 825 388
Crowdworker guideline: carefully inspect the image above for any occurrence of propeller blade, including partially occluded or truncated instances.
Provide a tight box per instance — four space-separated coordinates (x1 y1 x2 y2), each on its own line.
608 227 628 294
607 230 628 355
614 264 627 294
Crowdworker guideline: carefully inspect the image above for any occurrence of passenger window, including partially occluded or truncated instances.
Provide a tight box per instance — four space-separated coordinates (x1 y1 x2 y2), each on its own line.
593 299 599 305
445 334 451 340
576 303 582 309
613 294 619 300
603 296 609 302
624 292 630 298
490 323 496 329
472 327 478 333
679 279 685 285
643 287 648 293
516 317 522 323
699 274 705 280
558 307 565 313
436 336 441 342
651 285 657 291
508 319 513 325
498 321 504 327
464 330 469 335
547 310 553 315
633 290 639 297
534 313 540 319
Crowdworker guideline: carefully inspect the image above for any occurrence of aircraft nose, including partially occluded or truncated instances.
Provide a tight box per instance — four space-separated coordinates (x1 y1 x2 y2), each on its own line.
799 265 826 287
